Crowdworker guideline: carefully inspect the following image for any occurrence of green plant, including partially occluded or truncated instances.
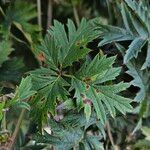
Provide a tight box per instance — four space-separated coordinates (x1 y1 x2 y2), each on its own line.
96 0 150 141
30 18 132 124
97 0 150 69
34 112 104 150
3 0 150 149
0 0 41 83
27 19 132 149
0 76 36 149
0 0 41 44
0 40 13 67
0 18 133 149
133 126 150 150
96 0 150 104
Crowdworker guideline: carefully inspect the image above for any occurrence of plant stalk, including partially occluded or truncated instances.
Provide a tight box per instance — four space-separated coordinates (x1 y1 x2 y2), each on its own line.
7 109 26 150
47 0 53 29
37 0 42 28
106 0 115 25
2 110 7 132
72 1 80 26
106 121 117 150
2 96 7 132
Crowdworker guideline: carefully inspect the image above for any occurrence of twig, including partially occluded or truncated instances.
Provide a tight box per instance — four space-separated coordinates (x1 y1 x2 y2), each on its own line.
47 0 53 29
106 121 117 150
1 96 8 132
6 109 26 150
37 0 42 28
2 109 7 132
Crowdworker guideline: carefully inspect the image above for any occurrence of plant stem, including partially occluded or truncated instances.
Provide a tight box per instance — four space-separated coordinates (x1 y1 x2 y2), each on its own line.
72 1 80 26
2 110 7 132
7 109 26 150
37 0 42 28
106 121 117 150
47 0 53 29
2 96 7 132
106 0 115 25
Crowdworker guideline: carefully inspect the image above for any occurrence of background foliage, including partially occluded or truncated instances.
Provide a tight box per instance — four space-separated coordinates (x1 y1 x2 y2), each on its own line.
0 0 150 150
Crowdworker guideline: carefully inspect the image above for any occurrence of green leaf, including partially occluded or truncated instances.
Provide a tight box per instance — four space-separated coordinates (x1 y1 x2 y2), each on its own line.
0 6 5 17
133 139 150 150
141 41 150 69
85 135 104 150
97 0 150 69
142 127 150 141
96 82 130 94
116 43 150 102
76 55 116 79
94 67 121 84
0 57 26 84
15 101 31 111
96 121 106 139
88 87 106 125
125 0 150 33
97 25 134 46
0 101 5 120
16 76 36 100
0 40 13 66
121 2 137 35
124 38 146 63
39 36 59 70
57 99 75 110
30 68 69 115
2 0 40 44
29 18 133 138
84 103 91 122
132 119 142 135
34 112 102 150
126 61 149 101
47 18 98 68
61 112 97 129
13 21 32 43
35 119 83 150
7 76 36 108
71 54 132 125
